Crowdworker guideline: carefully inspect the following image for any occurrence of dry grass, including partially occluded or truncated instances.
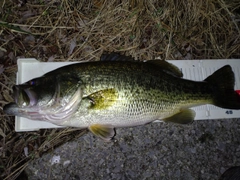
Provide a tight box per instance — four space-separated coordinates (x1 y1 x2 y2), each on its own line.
0 0 240 179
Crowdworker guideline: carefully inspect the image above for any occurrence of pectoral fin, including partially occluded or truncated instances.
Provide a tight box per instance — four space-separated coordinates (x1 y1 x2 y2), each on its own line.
88 88 118 110
163 109 196 124
89 124 115 141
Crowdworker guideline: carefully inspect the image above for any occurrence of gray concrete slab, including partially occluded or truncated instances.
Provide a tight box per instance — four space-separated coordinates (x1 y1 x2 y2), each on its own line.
26 119 240 180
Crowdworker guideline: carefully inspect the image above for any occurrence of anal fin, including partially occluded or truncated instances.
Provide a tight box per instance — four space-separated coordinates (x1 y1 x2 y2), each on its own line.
163 109 196 124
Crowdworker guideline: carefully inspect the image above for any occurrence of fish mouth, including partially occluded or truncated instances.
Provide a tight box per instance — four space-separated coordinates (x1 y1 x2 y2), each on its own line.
3 85 39 117
14 85 38 107
4 86 82 123
3 102 19 116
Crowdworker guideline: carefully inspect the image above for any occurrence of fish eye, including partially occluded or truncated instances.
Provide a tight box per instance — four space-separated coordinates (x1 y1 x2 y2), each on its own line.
28 80 36 86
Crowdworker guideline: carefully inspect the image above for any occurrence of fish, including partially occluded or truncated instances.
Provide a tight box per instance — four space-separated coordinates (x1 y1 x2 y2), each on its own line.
3 52 240 140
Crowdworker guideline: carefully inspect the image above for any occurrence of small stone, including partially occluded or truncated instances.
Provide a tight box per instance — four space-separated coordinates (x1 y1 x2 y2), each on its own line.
50 155 60 165
63 160 71 166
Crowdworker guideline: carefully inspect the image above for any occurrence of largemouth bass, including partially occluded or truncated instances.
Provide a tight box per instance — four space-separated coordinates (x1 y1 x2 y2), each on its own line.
4 53 240 140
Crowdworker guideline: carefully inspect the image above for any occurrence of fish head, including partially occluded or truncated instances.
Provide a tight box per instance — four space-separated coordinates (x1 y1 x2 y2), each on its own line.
4 74 83 123
14 77 57 108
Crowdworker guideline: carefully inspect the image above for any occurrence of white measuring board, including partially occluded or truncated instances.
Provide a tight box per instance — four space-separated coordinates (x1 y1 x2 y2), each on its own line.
15 59 240 132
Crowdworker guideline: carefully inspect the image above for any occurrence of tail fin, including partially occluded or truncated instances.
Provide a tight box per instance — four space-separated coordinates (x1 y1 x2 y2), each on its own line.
205 65 240 109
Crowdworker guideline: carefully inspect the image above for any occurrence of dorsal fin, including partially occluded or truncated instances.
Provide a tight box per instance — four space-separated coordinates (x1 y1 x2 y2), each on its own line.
147 60 183 77
100 52 183 77
100 52 136 61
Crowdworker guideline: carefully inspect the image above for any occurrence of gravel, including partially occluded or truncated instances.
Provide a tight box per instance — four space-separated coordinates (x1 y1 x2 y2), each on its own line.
25 119 240 180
